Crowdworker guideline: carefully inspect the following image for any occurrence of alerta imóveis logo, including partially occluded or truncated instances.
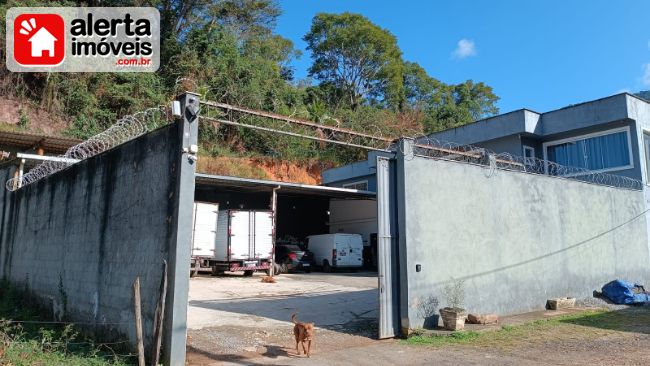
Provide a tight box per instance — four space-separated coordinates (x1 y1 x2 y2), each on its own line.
6 7 160 72
13 13 65 66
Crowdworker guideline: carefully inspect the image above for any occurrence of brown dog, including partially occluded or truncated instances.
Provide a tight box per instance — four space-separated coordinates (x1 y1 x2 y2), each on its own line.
291 313 314 357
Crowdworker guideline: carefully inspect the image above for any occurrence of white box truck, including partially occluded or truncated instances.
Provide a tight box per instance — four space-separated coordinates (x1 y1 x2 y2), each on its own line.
191 202 274 277
307 233 363 272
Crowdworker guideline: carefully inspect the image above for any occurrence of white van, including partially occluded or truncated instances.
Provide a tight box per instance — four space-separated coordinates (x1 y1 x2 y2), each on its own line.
307 233 363 272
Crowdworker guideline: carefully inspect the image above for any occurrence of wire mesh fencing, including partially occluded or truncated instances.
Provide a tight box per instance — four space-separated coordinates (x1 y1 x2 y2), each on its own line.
6 107 172 191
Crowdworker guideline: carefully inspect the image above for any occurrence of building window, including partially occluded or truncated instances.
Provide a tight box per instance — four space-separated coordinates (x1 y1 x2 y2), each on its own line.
644 131 650 183
523 146 535 163
343 180 368 190
543 127 633 173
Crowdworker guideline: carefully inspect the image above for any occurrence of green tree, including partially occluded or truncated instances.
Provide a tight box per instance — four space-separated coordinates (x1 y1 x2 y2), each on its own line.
425 80 499 132
402 61 443 110
304 12 404 110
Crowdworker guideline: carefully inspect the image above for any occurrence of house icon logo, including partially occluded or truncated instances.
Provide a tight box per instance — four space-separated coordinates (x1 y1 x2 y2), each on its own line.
13 14 65 66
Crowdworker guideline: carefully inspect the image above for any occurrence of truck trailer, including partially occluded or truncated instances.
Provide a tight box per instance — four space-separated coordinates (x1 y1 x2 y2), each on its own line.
191 202 274 276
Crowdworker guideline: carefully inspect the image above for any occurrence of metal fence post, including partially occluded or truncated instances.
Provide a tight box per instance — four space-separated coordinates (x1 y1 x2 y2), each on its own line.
163 92 200 366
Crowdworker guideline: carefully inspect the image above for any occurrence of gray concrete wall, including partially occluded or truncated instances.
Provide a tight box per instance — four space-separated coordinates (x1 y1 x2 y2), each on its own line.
541 94 629 136
397 153 650 329
0 122 185 357
473 135 524 157
425 109 528 146
628 94 650 184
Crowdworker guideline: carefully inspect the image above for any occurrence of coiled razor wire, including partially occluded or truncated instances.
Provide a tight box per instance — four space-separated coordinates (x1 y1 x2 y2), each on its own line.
412 135 643 190
202 100 644 191
6 107 171 191
16 99 638 191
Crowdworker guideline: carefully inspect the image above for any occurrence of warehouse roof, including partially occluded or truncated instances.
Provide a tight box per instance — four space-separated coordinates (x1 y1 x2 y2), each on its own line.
0 130 80 154
195 173 376 199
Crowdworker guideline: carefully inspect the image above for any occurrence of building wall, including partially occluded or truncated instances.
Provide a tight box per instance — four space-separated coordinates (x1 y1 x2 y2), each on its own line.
321 151 392 192
329 199 377 247
473 135 524 157
397 153 650 329
0 123 185 355
425 109 529 146
541 94 629 136
628 95 650 184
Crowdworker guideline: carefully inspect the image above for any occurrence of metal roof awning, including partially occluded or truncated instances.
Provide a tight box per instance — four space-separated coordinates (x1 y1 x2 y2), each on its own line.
0 130 80 154
195 173 376 199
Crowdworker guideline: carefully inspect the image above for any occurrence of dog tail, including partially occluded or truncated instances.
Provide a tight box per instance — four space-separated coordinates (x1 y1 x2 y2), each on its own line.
291 313 298 323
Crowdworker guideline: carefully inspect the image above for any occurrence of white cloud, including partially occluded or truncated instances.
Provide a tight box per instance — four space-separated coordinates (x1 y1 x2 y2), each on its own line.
643 63 650 86
452 39 477 59
616 88 631 94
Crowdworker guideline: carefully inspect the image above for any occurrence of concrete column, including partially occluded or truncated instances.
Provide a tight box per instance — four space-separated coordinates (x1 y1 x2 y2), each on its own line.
163 92 200 366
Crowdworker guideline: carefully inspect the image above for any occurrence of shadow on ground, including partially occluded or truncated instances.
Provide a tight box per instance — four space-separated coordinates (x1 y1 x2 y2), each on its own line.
190 288 379 337
559 306 650 334
187 344 293 366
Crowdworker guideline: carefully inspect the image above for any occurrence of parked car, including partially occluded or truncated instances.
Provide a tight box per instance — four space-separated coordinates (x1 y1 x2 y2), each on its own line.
307 233 363 272
275 244 313 273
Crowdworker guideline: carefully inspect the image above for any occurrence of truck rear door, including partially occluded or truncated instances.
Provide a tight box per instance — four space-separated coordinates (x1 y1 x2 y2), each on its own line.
192 202 219 258
229 211 250 260
254 211 274 260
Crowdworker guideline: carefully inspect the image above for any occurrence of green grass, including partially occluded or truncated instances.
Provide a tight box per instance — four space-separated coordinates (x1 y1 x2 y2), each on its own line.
0 281 130 365
402 308 650 349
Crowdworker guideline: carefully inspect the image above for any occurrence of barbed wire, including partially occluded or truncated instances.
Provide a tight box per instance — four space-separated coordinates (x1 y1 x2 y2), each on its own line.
7 98 640 191
6 107 173 191
204 100 644 191
412 135 643 190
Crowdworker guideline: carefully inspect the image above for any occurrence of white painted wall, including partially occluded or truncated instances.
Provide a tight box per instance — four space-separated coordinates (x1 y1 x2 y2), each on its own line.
328 199 377 247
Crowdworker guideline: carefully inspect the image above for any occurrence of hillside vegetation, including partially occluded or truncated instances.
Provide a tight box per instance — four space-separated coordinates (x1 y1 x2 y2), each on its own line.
0 0 501 179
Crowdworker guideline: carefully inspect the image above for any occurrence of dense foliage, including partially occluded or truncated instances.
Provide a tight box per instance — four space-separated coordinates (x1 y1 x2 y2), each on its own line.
0 0 500 166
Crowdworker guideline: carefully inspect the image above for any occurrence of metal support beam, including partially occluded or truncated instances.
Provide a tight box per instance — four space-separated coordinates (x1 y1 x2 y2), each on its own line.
16 153 80 164
17 159 25 189
270 186 280 277
163 92 200 366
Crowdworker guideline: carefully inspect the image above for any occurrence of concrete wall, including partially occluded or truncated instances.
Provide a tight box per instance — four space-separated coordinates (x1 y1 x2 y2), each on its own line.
0 122 185 356
424 109 529 146
321 151 392 191
541 94 629 136
329 199 377 247
396 152 650 329
628 94 650 183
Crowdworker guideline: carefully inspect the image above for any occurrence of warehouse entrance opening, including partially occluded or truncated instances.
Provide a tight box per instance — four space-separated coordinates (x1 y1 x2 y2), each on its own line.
184 174 385 363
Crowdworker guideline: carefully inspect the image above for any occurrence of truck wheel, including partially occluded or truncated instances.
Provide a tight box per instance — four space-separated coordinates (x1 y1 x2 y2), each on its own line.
323 260 332 273
243 270 254 277
211 265 224 277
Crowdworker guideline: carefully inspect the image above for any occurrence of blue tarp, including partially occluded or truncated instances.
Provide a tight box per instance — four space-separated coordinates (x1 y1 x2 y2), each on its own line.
601 280 650 305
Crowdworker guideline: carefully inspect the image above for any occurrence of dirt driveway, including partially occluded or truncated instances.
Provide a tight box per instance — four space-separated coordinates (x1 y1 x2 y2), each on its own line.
186 271 379 365
186 272 650 366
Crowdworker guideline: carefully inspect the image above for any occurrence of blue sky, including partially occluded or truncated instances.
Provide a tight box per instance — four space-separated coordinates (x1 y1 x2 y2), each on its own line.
276 0 650 114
